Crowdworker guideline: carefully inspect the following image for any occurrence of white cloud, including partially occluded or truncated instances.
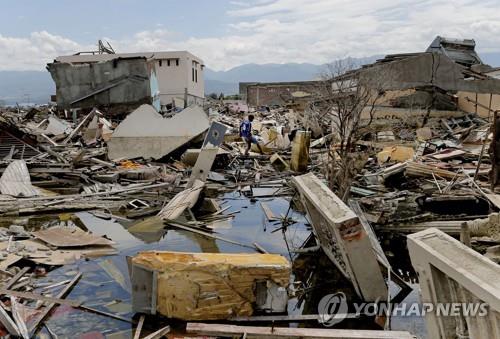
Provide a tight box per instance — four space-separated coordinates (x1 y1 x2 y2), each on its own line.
0 31 87 71
117 0 500 70
1 0 500 71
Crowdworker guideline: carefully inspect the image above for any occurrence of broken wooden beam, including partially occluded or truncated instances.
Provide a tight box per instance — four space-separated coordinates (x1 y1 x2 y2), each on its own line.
186 323 415 338
166 221 255 249
157 180 204 220
29 273 81 335
260 202 277 221
0 289 82 307
133 315 145 339
142 325 170 339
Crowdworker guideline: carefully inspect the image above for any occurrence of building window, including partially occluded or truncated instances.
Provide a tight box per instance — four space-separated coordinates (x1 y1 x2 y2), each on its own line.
159 60 162 67
192 61 199 83
167 59 170 66
176 59 179 66
192 61 195 82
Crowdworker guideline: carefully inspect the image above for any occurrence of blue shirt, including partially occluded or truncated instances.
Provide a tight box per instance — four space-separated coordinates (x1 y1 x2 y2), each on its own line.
240 120 252 138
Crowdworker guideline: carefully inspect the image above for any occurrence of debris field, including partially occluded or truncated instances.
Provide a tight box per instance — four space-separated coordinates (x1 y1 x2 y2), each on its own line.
0 35 499 339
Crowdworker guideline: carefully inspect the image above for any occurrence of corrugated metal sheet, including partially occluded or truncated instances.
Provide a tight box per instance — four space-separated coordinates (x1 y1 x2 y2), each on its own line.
0 160 40 197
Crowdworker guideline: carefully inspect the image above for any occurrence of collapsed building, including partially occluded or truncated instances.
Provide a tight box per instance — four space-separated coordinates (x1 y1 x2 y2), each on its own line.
1 36 500 338
240 36 500 121
240 80 322 107
47 50 205 112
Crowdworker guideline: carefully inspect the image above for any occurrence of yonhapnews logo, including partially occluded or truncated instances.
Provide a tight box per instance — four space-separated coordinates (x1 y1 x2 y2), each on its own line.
318 293 489 327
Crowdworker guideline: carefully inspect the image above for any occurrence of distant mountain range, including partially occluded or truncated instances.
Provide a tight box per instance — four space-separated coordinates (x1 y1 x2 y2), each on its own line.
0 71 55 105
1 52 499 105
204 56 382 95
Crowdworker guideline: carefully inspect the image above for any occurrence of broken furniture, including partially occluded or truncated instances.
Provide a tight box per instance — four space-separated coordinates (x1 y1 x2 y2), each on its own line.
129 251 290 320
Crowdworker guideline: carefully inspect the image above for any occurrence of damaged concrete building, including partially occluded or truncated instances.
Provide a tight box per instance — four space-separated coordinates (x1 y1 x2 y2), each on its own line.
240 80 322 107
239 36 500 121
48 51 205 112
47 56 160 112
3 30 500 339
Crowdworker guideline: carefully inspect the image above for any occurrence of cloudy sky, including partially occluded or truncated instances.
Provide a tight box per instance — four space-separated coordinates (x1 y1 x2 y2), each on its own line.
1 0 500 71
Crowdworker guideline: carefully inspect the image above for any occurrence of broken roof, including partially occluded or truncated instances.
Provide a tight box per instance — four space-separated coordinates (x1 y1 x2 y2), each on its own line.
426 36 482 67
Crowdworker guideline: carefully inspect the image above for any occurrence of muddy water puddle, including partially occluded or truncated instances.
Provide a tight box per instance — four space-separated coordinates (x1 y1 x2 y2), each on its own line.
0 190 425 338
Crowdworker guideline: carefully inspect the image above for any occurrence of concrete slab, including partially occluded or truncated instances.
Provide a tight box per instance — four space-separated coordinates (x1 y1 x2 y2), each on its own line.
107 104 209 160
0 160 40 197
292 173 387 302
408 228 500 339
187 122 228 187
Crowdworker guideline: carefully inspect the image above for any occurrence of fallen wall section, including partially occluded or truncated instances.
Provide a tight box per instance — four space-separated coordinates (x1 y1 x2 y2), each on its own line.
107 104 209 160
408 228 500 339
292 173 387 302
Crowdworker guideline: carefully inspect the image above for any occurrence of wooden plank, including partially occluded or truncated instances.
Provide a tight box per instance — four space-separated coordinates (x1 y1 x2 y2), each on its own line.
62 109 96 144
253 242 269 254
0 303 19 336
485 193 500 209
32 227 115 248
0 254 22 271
0 289 82 307
79 305 134 323
0 182 171 203
133 315 145 339
157 180 205 220
230 314 358 322
166 221 255 249
29 273 81 335
260 202 277 221
10 296 29 339
186 323 415 338
3 267 30 289
142 325 170 339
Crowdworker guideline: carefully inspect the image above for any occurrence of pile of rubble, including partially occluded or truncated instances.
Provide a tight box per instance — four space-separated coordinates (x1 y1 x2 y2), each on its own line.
0 96 499 337
2 56 500 338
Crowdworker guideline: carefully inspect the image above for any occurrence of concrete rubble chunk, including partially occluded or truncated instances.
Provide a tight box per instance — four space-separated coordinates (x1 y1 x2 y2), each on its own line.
0 160 40 198
292 172 388 302
129 251 291 320
107 104 209 160
187 121 228 187
408 228 500 339
44 115 73 136
157 179 205 220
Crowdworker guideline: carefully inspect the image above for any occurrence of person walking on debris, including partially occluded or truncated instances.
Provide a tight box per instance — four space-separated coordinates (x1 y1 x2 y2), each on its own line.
240 114 263 155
